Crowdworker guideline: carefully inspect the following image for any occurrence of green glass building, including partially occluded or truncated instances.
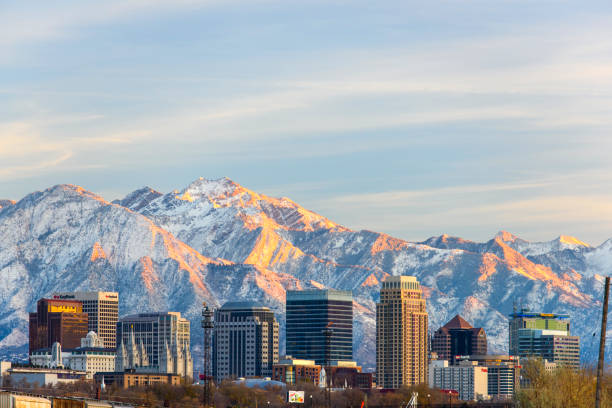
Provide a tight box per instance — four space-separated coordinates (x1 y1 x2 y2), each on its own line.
508 309 580 369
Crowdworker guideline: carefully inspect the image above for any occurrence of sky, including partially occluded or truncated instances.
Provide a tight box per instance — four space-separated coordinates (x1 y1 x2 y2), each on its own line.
1 0 612 245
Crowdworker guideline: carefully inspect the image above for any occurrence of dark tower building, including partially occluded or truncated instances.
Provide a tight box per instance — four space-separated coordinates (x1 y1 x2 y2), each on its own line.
286 289 353 365
28 298 89 353
212 301 279 381
432 315 487 361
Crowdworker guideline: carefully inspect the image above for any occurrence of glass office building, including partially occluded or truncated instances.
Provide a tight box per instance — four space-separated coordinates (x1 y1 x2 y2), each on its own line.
286 289 353 365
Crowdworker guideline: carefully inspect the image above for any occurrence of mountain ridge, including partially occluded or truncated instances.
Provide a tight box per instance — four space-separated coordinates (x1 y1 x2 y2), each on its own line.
0 178 609 370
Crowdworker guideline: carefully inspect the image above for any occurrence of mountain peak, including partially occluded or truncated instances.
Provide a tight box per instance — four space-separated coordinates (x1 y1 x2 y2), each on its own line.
496 230 520 243
557 235 590 248
0 199 16 209
113 187 162 211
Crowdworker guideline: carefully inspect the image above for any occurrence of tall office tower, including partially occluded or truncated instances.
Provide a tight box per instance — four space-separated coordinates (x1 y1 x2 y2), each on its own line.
116 312 193 378
509 308 580 369
52 291 119 349
212 302 279 381
29 298 89 353
286 289 353 365
432 315 487 361
376 276 428 389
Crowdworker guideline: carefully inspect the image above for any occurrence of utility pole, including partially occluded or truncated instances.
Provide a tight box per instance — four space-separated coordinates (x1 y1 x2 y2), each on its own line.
595 276 610 408
201 302 214 407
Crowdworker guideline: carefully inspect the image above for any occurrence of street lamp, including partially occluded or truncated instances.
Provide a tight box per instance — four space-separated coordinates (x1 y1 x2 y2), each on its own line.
309 394 313 408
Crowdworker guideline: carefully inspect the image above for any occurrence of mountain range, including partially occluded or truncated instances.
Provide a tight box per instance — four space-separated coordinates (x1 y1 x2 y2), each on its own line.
0 177 609 370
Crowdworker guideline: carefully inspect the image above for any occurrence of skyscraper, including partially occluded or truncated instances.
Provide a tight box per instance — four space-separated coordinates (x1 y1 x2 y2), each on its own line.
52 291 119 348
376 276 428 389
508 308 579 368
29 298 89 353
286 289 353 365
212 301 279 381
432 315 487 361
116 312 193 378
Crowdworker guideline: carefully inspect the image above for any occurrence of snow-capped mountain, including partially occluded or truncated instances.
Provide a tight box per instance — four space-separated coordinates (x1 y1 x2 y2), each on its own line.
0 177 610 370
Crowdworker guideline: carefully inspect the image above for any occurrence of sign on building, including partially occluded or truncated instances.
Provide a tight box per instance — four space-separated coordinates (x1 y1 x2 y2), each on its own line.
288 391 305 403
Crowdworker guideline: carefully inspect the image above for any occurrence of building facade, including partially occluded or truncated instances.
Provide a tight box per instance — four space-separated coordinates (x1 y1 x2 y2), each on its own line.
455 355 520 400
52 291 119 349
116 312 193 378
6 367 87 386
429 360 489 401
509 309 580 368
286 289 353 365
94 371 181 389
29 332 116 379
376 276 428 389
29 299 89 353
272 358 321 385
212 302 279 381
431 315 487 362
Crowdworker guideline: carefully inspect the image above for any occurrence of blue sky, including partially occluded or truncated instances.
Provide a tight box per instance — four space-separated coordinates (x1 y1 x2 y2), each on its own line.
1 0 612 244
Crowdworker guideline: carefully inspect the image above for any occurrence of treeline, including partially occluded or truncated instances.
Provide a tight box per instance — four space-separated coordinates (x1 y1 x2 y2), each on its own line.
516 359 612 408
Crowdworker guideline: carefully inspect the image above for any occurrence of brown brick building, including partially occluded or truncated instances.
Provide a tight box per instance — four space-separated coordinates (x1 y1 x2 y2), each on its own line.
29 299 89 352
272 358 321 385
94 371 181 389
431 315 487 362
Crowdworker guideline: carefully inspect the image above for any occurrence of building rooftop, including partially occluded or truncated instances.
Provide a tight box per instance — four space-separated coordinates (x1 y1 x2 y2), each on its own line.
286 289 353 302
443 315 473 330
509 309 570 319
220 301 271 311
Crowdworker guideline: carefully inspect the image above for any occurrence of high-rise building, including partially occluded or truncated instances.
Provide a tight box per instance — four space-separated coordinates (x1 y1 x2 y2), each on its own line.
286 289 353 365
429 360 489 401
29 299 89 353
116 312 193 378
212 301 279 381
509 309 580 369
432 315 487 362
376 276 428 389
52 291 119 349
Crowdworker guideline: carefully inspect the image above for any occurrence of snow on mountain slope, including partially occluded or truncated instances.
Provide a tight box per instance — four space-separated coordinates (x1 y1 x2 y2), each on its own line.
1 178 610 368
0 200 15 210
111 187 162 212
117 177 610 364
0 185 321 361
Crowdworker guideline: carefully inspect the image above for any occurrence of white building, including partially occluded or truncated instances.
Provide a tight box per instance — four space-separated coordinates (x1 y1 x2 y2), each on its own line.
429 360 489 401
7 367 86 386
1 361 11 386
29 332 116 379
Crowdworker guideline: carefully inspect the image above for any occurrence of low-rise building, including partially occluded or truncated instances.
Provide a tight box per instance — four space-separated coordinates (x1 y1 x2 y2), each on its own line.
0 392 51 407
272 358 321 385
325 361 373 390
428 360 488 401
0 362 11 386
455 355 520 400
6 367 86 386
94 371 181 389
30 333 116 379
